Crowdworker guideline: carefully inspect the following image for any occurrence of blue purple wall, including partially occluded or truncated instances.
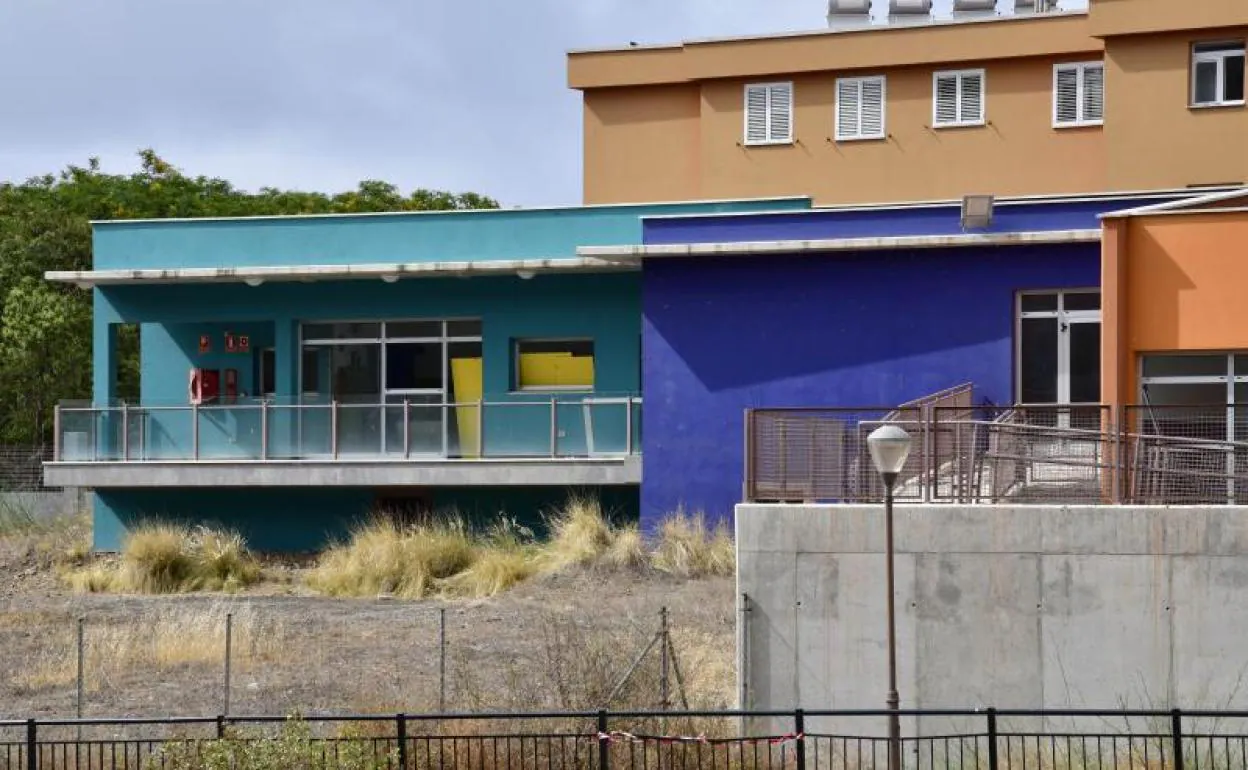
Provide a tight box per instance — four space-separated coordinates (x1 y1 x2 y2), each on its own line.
639 243 1100 528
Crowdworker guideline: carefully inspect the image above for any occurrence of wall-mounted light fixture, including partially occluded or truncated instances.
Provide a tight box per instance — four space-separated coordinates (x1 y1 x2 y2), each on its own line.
244 277 265 287
516 269 536 280
960 194 995 230
381 274 399 284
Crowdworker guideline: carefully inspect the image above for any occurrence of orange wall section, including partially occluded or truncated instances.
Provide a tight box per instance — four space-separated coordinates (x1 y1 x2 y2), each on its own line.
697 59 1107 206
1104 30 1248 192
1105 211 1248 408
1090 0 1248 38
582 57 1108 206
582 84 702 205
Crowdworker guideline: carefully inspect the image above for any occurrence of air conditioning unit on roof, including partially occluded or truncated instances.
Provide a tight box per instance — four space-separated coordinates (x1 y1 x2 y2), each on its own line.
952 0 997 18
827 0 872 28
888 0 933 25
1014 0 1058 14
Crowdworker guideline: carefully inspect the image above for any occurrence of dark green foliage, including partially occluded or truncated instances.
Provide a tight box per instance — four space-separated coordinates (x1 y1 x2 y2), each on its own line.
0 150 498 444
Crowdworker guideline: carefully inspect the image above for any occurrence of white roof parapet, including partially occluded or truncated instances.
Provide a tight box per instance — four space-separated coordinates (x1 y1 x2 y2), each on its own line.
46 256 641 287
578 229 1101 259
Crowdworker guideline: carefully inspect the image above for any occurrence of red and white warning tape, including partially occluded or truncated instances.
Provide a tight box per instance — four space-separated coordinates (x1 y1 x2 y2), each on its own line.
596 731 804 747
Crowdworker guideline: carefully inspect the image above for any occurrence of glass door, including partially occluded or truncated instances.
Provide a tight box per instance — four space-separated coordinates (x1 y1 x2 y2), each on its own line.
384 328 445 456
1018 290 1102 425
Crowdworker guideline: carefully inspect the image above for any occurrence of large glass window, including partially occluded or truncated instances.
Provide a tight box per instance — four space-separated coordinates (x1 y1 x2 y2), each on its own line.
300 320 483 456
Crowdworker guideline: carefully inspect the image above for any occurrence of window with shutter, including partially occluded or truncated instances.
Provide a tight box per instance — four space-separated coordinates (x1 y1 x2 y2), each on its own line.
835 76 886 141
933 69 985 128
1054 62 1105 127
743 82 794 145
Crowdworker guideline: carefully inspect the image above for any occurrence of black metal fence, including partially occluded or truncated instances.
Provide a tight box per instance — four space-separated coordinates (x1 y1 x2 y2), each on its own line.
2 709 1248 770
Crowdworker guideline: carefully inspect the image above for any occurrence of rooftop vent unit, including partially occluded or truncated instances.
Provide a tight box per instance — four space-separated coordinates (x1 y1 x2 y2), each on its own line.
1014 0 1058 14
827 0 872 29
952 0 998 18
887 0 933 25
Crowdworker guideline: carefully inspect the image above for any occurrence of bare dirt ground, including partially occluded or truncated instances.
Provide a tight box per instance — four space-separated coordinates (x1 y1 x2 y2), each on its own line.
0 529 737 722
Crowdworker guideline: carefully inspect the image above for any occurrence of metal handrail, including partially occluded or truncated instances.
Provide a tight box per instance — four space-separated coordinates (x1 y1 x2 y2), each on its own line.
52 397 643 463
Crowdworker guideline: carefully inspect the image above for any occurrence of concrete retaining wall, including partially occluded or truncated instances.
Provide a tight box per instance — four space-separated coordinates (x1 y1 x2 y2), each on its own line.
0 489 85 520
735 504 1248 736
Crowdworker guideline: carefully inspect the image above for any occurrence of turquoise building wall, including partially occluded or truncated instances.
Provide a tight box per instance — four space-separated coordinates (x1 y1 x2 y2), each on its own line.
83 197 812 551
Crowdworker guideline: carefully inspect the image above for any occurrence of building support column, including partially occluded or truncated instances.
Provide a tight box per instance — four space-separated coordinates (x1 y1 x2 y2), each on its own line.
92 315 119 460
274 318 299 458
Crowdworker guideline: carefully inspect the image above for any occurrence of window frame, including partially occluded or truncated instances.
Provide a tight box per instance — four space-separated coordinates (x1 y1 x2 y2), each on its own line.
1052 61 1105 129
931 68 987 129
834 75 888 142
742 81 794 146
512 338 596 393
1190 41 1246 109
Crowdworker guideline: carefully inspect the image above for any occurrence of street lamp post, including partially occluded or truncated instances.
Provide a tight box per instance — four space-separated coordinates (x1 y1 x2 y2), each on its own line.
867 424 913 770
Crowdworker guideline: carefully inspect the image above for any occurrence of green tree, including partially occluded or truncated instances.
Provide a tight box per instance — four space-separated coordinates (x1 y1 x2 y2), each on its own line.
0 150 498 446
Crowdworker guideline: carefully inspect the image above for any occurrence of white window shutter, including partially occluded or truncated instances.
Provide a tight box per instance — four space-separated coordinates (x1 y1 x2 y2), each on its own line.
1083 64 1104 122
935 74 959 125
745 85 769 143
861 78 885 138
836 80 861 140
768 83 793 142
959 72 984 123
1055 67 1080 124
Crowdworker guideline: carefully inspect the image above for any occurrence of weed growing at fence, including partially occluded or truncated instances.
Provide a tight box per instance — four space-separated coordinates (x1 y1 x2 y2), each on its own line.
63 523 261 593
155 718 394 770
13 601 287 693
0 497 90 567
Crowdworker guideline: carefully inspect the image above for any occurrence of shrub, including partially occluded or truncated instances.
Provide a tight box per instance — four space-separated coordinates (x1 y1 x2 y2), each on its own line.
651 510 735 578
306 515 476 599
603 523 649 570
63 522 262 594
444 519 536 598
541 496 614 570
120 524 198 592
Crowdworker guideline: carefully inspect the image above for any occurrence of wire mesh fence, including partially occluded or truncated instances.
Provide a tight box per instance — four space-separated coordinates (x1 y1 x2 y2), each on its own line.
0 603 717 728
0 445 54 492
1122 405 1248 504
746 400 1248 506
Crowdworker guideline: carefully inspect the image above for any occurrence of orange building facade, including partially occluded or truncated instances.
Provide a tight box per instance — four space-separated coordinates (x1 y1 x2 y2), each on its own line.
570 1 1248 207
1102 190 1248 421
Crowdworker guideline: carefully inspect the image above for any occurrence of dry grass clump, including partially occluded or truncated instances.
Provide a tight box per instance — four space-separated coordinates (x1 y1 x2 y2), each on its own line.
63 523 262 594
604 523 648 569
13 602 287 693
442 519 538 599
304 500 736 599
651 510 735 578
0 500 91 568
305 515 476 598
541 496 616 570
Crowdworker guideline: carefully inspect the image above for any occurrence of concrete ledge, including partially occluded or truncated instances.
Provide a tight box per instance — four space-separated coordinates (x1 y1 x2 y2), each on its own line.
579 229 1102 259
45 457 642 488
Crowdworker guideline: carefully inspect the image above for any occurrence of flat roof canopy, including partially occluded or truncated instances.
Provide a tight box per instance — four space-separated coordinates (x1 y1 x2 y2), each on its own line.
45 256 641 288
579 229 1102 259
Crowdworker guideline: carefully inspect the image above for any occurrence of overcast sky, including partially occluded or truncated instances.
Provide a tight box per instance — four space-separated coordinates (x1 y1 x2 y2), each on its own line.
0 0 1086 208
